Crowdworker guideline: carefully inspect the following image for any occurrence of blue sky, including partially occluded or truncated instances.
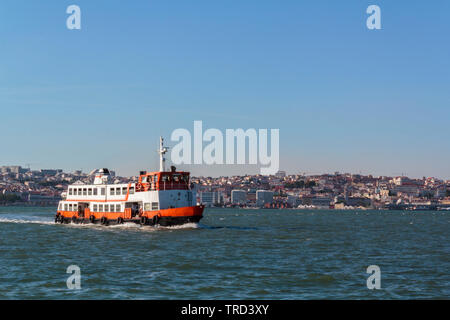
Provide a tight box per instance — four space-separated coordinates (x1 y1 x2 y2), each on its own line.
1 1 449 178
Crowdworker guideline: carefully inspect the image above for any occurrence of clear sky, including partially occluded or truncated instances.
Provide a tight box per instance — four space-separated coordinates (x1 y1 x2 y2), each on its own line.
1 1 449 178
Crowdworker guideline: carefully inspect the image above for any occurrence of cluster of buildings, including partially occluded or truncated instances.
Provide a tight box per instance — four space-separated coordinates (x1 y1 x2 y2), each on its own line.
192 171 450 210
1 165 450 210
0 165 125 206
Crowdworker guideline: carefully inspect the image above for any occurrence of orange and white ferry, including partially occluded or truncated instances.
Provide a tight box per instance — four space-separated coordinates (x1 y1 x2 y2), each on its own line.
55 137 204 226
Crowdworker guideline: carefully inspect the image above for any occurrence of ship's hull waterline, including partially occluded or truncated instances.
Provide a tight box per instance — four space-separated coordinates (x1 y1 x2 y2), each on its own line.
55 205 204 227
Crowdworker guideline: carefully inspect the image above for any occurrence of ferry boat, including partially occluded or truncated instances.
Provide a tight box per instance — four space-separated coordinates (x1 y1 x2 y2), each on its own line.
55 137 204 226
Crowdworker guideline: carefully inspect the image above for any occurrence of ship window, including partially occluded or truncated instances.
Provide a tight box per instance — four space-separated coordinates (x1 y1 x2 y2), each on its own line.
130 187 135 194
69 188 72 195
116 204 121 212
83 188 87 196
151 202 159 210
110 188 115 196
93 204 98 212
144 203 151 211
93 188 98 196
88 188 92 196
116 188 120 195
101 188 105 196
122 187 127 195
99 204 103 212
64 204 68 211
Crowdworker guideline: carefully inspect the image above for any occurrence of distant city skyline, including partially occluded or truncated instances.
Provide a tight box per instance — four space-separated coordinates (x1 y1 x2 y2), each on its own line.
1 163 448 182
1 1 449 179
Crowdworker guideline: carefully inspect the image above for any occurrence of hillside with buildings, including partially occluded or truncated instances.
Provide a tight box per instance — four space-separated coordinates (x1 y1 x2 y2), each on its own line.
1 166 449 210
193 171 450 210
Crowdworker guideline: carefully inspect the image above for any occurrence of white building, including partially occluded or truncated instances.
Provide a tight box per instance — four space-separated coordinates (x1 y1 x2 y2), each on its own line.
199 191 223 207
256 190 273 206
231 190 247 204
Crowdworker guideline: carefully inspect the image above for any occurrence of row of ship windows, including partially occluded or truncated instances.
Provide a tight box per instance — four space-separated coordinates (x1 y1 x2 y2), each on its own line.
59 202 160 212
92 204 122 212
68 186 135 196
61 203 123 212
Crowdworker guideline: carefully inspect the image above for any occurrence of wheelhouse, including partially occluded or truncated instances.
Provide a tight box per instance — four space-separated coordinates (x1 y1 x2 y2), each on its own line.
136 171 190 192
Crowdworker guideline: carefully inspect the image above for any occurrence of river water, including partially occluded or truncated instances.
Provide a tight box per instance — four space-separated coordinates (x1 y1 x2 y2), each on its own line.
0 207 448 299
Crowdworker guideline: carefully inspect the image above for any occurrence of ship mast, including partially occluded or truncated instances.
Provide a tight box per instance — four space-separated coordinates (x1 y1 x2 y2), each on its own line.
158 136 169 172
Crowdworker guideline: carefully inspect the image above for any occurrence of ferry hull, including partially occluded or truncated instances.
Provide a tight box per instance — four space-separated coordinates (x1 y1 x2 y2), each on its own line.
56 205 204 227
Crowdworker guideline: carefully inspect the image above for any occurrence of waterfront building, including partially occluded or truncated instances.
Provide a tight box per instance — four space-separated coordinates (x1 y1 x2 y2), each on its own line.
231 190 247 205
310 197 332 208
199 191 223 207
247 189 256 203
256 190 274 206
